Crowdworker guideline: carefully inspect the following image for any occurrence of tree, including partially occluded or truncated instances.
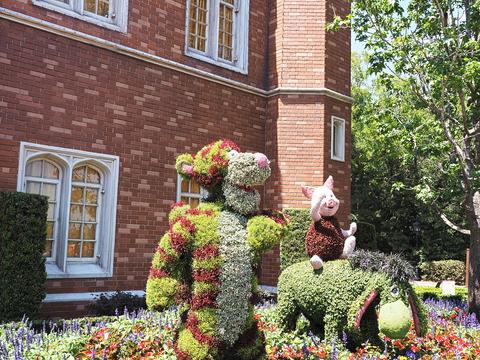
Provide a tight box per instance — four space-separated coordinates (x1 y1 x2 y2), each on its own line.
351 52 469 264
331 1 480 314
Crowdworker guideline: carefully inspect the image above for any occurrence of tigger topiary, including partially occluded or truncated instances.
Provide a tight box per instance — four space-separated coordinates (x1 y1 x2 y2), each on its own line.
146 140 289 360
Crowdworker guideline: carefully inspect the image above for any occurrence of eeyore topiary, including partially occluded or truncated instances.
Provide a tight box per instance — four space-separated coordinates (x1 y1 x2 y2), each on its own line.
277 250 428 347
146 140 290 360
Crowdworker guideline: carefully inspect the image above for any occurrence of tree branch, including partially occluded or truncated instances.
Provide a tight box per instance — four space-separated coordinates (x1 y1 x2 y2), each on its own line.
440 212 471 235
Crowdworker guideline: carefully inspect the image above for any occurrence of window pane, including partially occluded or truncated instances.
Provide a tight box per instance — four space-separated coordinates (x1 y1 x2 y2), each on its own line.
43 240 53 257
69 223 82 239
73 166 86 182
181 196 189 204
191 180 200 194
84 224 96 240
43 161 59 179
218 2 234 61
26 160 43 177
67 241 81 257
46 221 54 239
181 179 189 193
87 167 100 184
188 0 208 52
98 0 109 17
84 0 96 13
85 206 97 222
26 181 41 194
190 198 200 208
82 242 95 257
71 186 84 203
42 183 57 200
86 188 98 204
70 205 83 221
47 203 55 220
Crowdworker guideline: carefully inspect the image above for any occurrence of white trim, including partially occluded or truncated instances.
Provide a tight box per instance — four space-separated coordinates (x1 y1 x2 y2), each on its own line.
259 285 277 294
43 290 145 303
17 142 120 279
32 0 128 32
0 8 353 103
331 116 345 162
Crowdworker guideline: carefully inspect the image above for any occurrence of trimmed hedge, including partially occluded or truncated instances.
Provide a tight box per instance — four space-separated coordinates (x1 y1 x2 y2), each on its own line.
87 291 147 316
413 285 468 302
0 191 48 322
420 260 466 284
279 209 310 271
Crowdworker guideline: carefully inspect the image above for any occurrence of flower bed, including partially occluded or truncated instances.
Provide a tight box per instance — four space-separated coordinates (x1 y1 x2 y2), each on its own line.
1 299 479 359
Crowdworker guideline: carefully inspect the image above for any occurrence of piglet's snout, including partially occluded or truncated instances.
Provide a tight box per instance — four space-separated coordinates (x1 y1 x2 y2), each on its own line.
254 153 269 168
327 199 336 207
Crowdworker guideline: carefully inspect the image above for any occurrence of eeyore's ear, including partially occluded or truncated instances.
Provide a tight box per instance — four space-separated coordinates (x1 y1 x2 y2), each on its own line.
301 186 315 199
323 176 334 190
175 153 194 179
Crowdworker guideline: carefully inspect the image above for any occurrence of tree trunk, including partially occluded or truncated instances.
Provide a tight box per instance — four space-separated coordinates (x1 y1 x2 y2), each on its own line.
468 191 480 316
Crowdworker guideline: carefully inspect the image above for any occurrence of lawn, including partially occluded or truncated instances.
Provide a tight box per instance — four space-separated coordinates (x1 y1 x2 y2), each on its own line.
1 297 479 359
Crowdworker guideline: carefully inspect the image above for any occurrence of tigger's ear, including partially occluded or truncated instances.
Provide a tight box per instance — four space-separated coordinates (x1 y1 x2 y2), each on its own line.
301 186 315 200
175 153 194 179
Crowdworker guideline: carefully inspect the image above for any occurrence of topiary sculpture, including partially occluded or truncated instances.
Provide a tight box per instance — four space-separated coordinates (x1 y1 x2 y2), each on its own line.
301 176 357 270
146 139 289 360
276 251 428 347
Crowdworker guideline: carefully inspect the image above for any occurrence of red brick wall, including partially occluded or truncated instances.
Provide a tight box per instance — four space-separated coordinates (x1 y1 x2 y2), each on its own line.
0 19 266 296
0 0 351 313
2 0 268 88
261 0 351 285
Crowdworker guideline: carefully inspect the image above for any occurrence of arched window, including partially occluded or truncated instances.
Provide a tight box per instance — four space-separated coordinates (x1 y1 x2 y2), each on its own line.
19 143 119 279
68 164 102 259
25 159 62 258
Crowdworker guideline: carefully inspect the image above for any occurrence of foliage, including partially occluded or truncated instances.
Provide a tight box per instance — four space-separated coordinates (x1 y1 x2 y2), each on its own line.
277 259 427 345
420 260 466 284
349 53 469 264
1 299 480 359
87 291 146 316
247 211 290 257
147 140 289 359
217 210 252 346
279 209 310 271
414 285 468 302
349 249 416 282
0 191 48 323
333 0 480 313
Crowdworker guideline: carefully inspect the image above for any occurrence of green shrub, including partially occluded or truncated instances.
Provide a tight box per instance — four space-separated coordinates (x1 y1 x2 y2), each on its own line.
87 291 147 316
279 209 310 271
0 191 48 323
413 285 468 302
419 260 466 284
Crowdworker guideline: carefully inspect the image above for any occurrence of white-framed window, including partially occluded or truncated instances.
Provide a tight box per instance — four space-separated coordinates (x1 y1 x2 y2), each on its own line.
176 175 207 208
17 142 120 279
32 0 129 32
185 0 249 74
331 116 345 162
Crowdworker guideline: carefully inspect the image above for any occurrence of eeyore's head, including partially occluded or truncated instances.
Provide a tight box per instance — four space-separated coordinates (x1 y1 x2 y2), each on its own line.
349 250 427 340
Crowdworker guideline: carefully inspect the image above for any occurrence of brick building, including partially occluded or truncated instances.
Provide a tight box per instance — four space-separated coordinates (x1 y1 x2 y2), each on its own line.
0 0 351 317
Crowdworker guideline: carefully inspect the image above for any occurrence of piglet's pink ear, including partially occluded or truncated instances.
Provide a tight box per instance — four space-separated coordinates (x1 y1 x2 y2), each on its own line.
323 176 334 190
301 186 315 199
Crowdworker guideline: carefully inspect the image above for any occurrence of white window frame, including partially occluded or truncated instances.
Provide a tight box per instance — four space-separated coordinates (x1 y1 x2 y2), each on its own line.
331 116 346 162
176 174 208 204
185 0 249 74
32 0 129 32
24 159 63 261
17 142 120 279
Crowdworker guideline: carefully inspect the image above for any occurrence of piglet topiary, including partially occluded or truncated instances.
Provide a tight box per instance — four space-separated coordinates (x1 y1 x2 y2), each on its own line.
146 140 289 360
301 176 356 269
